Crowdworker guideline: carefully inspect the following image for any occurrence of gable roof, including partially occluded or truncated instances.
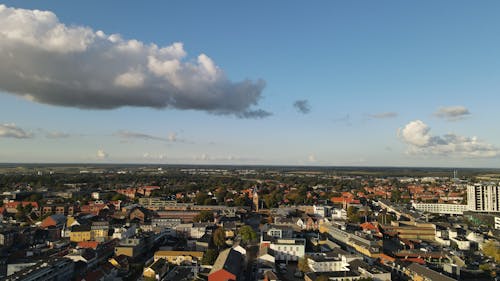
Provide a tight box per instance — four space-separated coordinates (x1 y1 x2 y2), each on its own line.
48 214 67 225
209 248 242 276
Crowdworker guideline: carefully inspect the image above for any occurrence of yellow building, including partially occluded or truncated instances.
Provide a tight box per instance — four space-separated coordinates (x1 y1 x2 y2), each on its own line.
70 225 92 242
91 229 108 240
153 250 204 265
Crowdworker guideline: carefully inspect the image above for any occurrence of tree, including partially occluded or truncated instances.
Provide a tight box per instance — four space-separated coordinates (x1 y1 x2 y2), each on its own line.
234 196 247 207
15 203 28 221
347 206 360 223
202 249 219 265
377 213 394 224
482 240 500 263
193 210 214 223
111 193 127 201
391 188 402 203
213 227 226 249
195 192 209 205
298 255 311 273
239 225 257 244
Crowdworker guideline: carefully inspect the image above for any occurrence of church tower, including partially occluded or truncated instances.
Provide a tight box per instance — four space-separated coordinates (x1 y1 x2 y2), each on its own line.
252 187 259 212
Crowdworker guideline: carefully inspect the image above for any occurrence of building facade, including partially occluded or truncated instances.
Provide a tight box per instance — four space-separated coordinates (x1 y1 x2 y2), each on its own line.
467 184 500 212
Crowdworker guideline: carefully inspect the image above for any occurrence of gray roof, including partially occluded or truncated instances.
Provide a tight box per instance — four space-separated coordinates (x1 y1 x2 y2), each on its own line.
209 248 242 276
149 258 166 272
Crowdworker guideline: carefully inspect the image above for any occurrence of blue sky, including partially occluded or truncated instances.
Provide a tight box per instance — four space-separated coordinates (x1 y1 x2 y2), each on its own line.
0 1 499 167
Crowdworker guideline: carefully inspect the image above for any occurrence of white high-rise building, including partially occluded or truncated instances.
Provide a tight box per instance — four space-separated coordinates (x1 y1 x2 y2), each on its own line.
467 184 500 212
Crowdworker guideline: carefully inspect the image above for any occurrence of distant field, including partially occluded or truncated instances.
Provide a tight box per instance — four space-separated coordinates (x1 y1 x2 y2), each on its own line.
0 163 499 178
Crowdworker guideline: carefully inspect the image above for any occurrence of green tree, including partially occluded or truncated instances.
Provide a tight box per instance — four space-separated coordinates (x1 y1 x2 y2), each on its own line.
195 192 209 205
347 206 360 223
202 248 219 265
28 193 42 203
193 210 214 222
111 193 127 201
391 188 402 202
213 227 226 249
239 225 257 244
15 204 26 221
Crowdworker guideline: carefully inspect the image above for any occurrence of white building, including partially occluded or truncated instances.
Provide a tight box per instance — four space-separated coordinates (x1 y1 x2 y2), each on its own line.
112 225 137 240
467 184 500 212
413 203 468 215
331 208 347 220
307 253 349 273
313 205 332 218
175 223 207 239
269 238 306 261
495 216 500 229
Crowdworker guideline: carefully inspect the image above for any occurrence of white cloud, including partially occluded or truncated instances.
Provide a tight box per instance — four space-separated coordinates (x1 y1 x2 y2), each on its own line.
96 149 108 160
0 123 33 139
308 154 317 162
168 132 177 142
398 120 499 158
0 5 269 117
114 130 167 142
398 120 431 147
434 106 470 121
142 152 166 161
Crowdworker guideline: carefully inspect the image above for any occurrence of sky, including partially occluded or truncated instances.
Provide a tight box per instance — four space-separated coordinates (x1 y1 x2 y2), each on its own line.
0 1 500 167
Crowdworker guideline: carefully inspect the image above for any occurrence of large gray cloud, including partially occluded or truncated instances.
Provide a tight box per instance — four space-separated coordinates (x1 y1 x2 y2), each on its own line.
0 5 269 117
0 123 33 139
398 120 499 158
434 106 470 121
293 100 311 114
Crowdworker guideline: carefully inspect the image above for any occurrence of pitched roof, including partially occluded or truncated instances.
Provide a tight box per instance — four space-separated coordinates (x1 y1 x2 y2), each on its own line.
408 263 456 281
149 258 166 272
48 214 66 225
209 248 242 276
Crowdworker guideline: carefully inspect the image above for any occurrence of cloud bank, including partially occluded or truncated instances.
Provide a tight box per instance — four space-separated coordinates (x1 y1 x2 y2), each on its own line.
0 5 268 117
293 100 311 114
398 120 499 158
434 106 470 121
0 123 33 139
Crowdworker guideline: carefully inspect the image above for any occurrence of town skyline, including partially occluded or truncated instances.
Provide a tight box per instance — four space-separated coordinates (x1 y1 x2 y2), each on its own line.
1 1 500 168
